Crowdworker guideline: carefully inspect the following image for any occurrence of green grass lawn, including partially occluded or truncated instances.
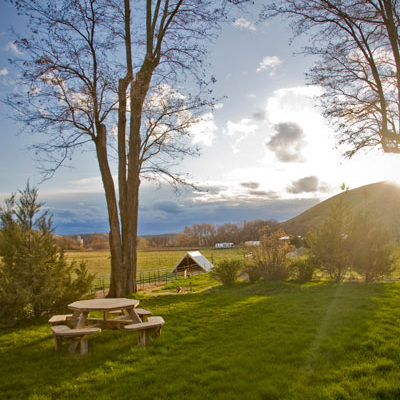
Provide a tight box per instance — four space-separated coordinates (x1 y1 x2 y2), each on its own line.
2 280 400 399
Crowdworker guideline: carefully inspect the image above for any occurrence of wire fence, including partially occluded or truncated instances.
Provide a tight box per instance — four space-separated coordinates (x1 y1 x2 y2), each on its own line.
91 267 205 295
91 268 180 294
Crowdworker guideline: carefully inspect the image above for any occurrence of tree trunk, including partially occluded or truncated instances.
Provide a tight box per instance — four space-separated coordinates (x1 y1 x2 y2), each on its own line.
125 66 153 295
94 124 124 297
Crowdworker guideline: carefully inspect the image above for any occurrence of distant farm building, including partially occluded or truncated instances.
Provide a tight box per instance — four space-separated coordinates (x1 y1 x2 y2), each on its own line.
214 242 234 249
171 251 214 274
244 241 260 247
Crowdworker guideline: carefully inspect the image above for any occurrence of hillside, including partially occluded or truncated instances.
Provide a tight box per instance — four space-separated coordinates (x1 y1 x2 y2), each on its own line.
279 181 400 236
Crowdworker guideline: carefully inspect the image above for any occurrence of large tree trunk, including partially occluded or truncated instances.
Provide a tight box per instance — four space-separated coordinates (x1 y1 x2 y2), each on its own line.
124 65 153 295
94 124 124 297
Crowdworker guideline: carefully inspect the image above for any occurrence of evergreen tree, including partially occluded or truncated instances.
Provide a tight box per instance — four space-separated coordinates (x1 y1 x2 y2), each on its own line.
0 184 94 326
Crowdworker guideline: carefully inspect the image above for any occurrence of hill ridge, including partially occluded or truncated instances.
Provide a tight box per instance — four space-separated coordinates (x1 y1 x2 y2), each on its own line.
279 181 400 236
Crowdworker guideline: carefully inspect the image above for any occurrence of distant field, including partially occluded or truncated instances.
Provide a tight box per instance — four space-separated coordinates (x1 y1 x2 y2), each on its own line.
65 247 244 280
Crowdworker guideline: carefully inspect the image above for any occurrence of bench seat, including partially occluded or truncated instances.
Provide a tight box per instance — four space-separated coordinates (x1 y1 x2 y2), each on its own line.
108 308 152 319
124 316 165 346
85 308 153 329
51 325 101 355
48 314 73 326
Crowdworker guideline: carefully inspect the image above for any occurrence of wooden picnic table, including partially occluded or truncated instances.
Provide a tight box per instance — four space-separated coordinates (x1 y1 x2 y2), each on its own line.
49 298 163 354
68 298 141 329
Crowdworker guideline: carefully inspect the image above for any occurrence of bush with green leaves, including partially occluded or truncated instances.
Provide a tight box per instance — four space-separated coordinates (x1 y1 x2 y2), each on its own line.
347 211 395 282
306 199 351 282
251 228 293 281
288 256 315 282
243 262 262 282
210 259 242 285
0 184 95 326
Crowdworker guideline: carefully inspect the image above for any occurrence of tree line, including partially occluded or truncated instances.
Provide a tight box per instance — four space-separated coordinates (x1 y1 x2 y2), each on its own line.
56 219 280 250
173 220 279 247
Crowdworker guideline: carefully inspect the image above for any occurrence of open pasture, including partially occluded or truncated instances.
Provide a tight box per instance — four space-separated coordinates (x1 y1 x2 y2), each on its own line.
2 280 400 399
65 247 244 279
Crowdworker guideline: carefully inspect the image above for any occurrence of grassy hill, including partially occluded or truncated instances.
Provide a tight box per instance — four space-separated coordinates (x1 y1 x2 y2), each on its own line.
279 181 400 236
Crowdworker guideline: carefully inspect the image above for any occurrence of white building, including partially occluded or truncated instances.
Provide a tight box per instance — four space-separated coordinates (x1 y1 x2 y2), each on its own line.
244 241 260 247
214 242 234 249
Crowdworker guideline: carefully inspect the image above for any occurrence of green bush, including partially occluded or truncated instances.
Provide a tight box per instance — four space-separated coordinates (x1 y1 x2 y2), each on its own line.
0 184 95 326
243 262 262 282
347 211 395 282
210 259 242 285
251 228 292 281
306 199 351 282
288 257 315 282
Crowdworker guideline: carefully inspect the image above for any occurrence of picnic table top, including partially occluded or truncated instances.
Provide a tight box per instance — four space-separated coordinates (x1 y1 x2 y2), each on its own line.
68 298 139 312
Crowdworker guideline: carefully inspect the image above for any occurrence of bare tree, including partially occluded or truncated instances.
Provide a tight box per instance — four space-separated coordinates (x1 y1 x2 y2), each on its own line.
262 0 400 156
7 0 248 296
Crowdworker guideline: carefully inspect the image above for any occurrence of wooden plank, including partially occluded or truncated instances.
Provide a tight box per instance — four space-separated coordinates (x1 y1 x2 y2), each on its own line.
68 298 139 312
48 314 73 325
124 316 165 331
51 325 101 337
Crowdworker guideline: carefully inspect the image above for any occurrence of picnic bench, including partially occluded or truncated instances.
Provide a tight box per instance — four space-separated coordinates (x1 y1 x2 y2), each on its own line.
51 325 101 355
125 316 165 346
48 298 165 354
48 314 73 326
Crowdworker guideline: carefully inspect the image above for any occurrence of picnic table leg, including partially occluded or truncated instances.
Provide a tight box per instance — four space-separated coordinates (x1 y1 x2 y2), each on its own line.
69 311 80 328
76 311 89 329
127 307 142 324
80 336 89 355
68 338 81 354
137 331 148 346
69 311 89 353
54 336 63 351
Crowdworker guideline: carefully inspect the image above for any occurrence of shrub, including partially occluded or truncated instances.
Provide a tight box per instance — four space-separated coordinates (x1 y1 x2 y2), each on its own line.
306 199 351 282
0 184 95 326
251 228 293 281
210 259 242 285
243 262 262 282
288 256 315 282
347 211 395 282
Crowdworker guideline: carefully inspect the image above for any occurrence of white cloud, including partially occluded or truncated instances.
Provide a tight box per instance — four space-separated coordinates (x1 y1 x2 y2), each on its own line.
224 118 258 154
0 68 8 76
225 118 258 137
6 41 21 55
248 94 256 99
190 112 217 147
233 17 256 31
256 56 282 75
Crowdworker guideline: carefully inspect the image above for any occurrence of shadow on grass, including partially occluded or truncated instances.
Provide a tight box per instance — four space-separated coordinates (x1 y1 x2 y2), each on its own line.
1 280 398 400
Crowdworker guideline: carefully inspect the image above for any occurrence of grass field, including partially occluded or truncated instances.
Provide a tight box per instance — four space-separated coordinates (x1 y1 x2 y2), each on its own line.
2 280 400 399
66 247 244 279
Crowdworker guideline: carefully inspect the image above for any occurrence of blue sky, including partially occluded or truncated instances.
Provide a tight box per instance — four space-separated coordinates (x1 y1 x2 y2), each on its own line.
1 2 400 235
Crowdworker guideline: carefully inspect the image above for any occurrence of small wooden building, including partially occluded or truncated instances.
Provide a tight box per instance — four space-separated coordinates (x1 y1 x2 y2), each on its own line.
171 251 214 274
